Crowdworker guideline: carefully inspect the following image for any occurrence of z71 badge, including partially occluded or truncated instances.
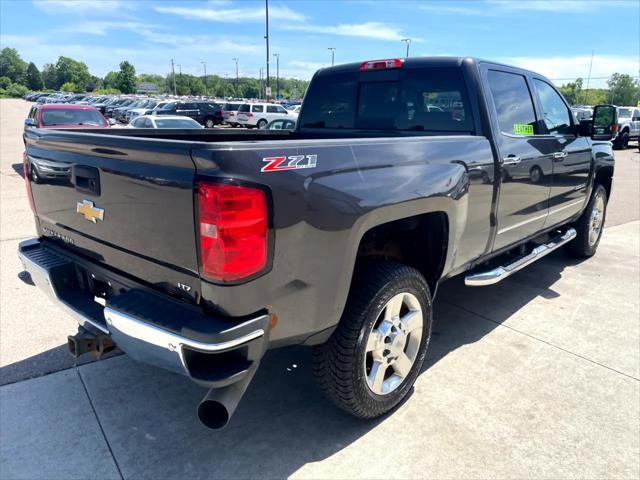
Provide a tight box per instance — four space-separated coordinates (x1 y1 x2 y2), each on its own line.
261 154 317 172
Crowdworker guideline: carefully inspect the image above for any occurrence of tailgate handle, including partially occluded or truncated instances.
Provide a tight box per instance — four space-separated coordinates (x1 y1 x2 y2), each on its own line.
74 165 101 196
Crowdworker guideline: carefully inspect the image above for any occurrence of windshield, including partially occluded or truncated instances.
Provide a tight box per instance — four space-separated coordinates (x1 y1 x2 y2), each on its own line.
618 108 632 118
300 67 474 133
41 108 106 126
154 118 202 128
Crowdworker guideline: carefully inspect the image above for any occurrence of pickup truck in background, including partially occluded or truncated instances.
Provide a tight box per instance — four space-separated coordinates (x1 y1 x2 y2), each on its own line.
19 57 616 429
612 106 640 150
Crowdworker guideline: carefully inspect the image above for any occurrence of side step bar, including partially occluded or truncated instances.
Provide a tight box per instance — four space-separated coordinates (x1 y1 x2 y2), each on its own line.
465 228 577 287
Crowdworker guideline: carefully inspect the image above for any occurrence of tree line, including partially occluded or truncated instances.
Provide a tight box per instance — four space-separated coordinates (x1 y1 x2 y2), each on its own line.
2 46 637 105
558 74 639 107
0 47 309 99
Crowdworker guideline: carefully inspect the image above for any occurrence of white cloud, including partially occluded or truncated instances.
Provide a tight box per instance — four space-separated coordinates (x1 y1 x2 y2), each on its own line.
32 0 127 14
488 0 630 12
285 60 328 78
154 4 305 23
503 55 640 87
282 22 418 42
68 21 158 36
419 5 490 16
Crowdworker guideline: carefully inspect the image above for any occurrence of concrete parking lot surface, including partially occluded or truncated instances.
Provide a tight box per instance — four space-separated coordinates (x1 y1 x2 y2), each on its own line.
1 99 639 479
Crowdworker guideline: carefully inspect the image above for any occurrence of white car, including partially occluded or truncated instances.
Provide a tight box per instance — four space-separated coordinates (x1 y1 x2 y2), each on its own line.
236 103 297 129
127 115 203 129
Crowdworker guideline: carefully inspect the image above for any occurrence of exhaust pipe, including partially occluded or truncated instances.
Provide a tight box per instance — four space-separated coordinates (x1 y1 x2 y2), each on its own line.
197 364 258 430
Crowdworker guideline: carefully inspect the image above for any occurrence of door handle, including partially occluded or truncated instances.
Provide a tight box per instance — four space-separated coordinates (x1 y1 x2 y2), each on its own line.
502 156 521 166
553 151 568 161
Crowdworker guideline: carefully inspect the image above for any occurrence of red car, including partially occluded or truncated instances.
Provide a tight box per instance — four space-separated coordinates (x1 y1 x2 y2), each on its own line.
24 104 111 130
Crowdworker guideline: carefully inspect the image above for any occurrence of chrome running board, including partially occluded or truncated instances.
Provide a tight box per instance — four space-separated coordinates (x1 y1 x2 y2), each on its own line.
465 228 577 287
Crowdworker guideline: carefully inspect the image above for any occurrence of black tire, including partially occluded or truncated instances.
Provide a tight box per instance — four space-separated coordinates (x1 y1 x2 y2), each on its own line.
313 261 432 418
613 131 629 150
565 184 608 258
256 119 267 129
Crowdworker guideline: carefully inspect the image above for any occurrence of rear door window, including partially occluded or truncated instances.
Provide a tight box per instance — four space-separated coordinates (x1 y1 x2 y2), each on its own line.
252 105 264 113
487 70 538 135
238 104 250 112
300 67 474 132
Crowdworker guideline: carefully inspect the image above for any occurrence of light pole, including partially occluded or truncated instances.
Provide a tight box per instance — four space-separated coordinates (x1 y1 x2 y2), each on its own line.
273 53 280 100
401 38 411 57
328 47 335 66
201 61 208 96
170 58 176 95
232 58 239 96
259 68 264 99
265 0 270 100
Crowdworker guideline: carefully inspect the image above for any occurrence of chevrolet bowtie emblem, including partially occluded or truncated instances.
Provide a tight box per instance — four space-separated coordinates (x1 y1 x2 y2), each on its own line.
76 200 104 223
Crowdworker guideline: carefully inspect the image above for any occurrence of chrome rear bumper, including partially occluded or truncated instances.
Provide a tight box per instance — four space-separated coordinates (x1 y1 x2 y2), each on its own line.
19 238 269 387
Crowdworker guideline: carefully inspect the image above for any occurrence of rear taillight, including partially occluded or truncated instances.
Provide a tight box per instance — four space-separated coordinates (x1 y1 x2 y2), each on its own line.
23 152 36 214
197 181 268 282
359 58 404 71
245 111 253 118
612 124 620 134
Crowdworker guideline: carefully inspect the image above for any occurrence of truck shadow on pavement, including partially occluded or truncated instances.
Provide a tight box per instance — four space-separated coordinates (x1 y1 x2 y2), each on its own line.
2 249 584 478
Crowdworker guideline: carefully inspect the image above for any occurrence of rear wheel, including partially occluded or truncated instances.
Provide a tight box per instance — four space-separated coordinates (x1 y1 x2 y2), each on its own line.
257 119 267 129
204 117 215 129
313 262 432 418
565 184 607 258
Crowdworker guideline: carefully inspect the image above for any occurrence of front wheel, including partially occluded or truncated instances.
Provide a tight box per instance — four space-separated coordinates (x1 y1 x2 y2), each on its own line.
613 132 629 150
565 184 607 258
313 262 432 418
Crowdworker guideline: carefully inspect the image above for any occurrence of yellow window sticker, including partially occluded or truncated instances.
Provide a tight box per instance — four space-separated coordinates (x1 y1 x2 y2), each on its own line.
513 124 534 135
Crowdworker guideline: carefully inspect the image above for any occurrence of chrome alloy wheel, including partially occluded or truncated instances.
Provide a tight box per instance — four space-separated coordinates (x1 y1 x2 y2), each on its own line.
589 192 605 246
364 292 423 395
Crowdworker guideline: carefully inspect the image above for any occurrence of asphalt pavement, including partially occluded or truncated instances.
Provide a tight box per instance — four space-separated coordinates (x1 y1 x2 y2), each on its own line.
1 99 638 479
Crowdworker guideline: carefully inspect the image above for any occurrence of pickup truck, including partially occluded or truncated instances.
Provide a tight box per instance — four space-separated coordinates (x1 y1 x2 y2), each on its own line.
19 57 616 429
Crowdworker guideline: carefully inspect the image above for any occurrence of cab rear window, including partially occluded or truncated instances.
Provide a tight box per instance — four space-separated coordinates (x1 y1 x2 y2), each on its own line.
300 67 474 133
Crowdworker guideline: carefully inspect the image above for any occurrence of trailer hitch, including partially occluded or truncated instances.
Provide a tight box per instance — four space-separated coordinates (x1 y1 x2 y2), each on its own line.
67 327 116 359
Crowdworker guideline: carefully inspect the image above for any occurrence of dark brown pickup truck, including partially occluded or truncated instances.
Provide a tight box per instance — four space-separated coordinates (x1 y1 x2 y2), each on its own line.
19 57 616 428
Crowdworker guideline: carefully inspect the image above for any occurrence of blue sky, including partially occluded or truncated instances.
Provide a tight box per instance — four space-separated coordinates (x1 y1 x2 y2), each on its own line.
1 0 638 87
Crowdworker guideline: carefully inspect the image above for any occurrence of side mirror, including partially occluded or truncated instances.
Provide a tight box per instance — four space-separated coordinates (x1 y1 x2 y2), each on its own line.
108 118 116 126
24 118 36 127
591 104 617 141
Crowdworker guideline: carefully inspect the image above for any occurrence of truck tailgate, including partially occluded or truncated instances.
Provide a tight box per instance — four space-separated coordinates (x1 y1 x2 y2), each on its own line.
25 131 199 300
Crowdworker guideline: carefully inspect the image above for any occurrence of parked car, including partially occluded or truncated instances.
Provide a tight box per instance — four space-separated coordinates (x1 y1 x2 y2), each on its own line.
572 107 593 122
155 101 224 128
20 57 616 430
23 104 110 182
264 118 296 130
612 106 640 149
24 104 110 130
222 102 243 126
125 99 160 122
105 98 134 117
236 102 296 128
127 115 203 129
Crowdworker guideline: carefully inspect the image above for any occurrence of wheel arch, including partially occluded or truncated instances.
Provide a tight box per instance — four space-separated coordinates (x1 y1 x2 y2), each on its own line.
353 211 450 293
